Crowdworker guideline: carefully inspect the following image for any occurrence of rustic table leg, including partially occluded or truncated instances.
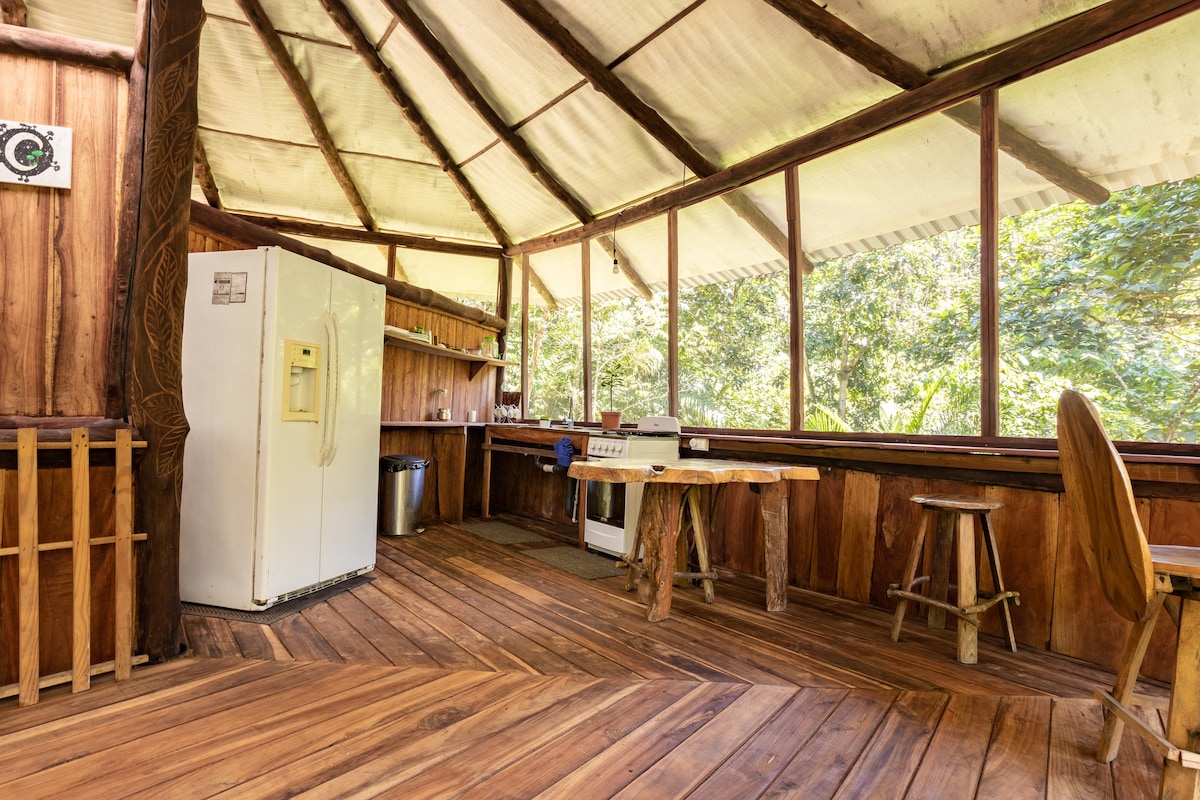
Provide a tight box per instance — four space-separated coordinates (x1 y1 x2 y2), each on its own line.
1161 596 1200 797
954 511 979 665
687 487 716 604
758 480 789 612
640 482 686 622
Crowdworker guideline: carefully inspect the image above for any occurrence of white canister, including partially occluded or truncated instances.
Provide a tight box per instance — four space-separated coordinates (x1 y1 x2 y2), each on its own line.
467 410 478 422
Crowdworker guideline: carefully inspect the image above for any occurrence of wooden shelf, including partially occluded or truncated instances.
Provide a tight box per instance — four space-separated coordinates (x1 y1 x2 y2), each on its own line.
383 330 508 379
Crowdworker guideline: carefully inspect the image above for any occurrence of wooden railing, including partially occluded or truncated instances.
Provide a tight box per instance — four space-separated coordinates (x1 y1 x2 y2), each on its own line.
0 428 148 706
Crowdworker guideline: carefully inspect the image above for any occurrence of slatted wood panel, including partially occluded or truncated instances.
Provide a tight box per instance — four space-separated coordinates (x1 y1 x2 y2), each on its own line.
0 429 146 705
0 522 1166 798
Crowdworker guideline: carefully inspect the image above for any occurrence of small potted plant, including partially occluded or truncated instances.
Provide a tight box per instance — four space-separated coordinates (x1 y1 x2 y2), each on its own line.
597 360 626 429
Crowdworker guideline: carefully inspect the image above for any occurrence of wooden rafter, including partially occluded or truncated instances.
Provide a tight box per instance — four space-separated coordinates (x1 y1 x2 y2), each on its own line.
234 0 376 231
761 0 1110 205
1 0 27 26
499 0 812 274
381 0 591 221
233 214 503 259
514 0 1197 256
0 23 133 71
193 134 222 210
499 0 712 176
191 202 508 327
318 0 559 309
378 0 649 302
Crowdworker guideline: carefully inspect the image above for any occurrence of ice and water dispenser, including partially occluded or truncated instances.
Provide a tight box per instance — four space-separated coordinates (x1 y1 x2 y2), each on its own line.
281 339 321 421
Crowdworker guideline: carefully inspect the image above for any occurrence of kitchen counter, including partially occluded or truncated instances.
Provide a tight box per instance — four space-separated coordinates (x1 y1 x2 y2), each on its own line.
380 420 488 428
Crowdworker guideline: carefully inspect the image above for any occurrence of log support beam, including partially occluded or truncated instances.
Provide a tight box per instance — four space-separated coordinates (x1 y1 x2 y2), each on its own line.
123 0 204 662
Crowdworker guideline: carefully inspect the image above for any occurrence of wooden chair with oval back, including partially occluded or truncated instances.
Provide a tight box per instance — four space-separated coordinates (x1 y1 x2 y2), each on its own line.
1057 389 1200 798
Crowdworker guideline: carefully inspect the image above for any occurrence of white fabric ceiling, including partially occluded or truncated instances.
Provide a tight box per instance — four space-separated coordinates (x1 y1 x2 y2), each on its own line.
20 0 1200 305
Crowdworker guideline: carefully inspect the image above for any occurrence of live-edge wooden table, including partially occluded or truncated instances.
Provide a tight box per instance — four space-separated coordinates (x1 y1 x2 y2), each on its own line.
567 458 820 622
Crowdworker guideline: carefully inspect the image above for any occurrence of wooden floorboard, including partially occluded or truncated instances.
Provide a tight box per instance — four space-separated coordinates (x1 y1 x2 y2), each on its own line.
0 520 1171 798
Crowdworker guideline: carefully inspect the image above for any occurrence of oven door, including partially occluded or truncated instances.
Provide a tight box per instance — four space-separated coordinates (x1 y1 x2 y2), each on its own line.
586 478 626 525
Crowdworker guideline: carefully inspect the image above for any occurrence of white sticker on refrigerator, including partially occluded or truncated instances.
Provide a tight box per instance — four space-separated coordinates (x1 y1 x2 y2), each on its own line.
211 271 248 304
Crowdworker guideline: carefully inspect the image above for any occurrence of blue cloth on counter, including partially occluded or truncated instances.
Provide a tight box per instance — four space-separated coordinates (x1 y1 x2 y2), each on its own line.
554 437 573 468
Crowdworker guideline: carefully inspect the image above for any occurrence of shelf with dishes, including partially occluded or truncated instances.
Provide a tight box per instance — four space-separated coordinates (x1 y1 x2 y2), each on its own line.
384 326 508 379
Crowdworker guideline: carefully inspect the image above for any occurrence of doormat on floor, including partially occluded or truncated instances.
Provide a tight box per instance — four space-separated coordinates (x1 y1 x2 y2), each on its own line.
458 520 551 545
181 575 373 624
525 546 627 580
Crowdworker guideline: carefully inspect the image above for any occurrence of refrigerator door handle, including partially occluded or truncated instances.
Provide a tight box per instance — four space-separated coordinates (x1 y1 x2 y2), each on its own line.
318 311 341 466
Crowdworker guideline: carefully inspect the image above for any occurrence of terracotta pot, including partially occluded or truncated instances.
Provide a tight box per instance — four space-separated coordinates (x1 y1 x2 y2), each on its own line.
600 411 623 430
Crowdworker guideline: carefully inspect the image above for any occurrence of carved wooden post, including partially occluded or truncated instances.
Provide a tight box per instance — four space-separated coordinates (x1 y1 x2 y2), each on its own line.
124 0 203 661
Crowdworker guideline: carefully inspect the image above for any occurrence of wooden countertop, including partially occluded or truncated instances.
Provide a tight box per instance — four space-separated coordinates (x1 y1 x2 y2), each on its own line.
568 458 819 485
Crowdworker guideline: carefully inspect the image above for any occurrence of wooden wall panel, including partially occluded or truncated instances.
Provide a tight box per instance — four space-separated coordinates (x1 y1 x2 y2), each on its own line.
868 475 929 608
808 467 845 595
787 477 820 591
0 53 123 417
382 298 501 424
836 471 880 603
488 452 577 525
0 54 54 415
982 487 1057 649
713 483 764 577
49 66 124 415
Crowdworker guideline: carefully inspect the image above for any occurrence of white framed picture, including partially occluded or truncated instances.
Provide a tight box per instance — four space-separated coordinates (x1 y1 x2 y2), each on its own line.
0 119 72 189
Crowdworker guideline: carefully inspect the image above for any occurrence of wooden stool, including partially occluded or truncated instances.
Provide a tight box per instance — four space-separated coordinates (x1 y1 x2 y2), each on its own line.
888 494 1020 664
621 485 717 604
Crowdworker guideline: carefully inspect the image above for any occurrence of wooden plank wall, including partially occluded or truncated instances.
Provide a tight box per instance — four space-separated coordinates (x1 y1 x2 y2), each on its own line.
381 299 501 424
0 52 125 417
0 53 132 685
708 464 1200 683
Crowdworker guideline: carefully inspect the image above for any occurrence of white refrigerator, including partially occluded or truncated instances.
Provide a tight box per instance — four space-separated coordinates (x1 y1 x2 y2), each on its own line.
180 246 385 610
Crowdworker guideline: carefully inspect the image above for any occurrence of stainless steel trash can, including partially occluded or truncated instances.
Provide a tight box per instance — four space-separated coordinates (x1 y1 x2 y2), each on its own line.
379 455 430 536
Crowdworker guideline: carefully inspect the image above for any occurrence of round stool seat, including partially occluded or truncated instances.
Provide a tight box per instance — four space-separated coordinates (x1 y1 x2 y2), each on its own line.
910 493 1003 512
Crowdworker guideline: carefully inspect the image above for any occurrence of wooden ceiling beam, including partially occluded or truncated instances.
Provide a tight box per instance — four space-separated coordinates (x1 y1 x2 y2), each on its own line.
0 21 133 71
514 0 1199 256
761 0 1110 204
500 0 810 278
192 202 508 328
193 135 222 210
378 0 638 303
232 214 504 258
320 0 559 308
500 0 712 178
318 0 508 246
381 0 591 222
235 0 377 231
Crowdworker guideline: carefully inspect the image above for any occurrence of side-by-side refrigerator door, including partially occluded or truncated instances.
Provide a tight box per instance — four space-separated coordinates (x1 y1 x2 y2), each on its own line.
254 249 330 603
318 269 385 581
180 249 268 609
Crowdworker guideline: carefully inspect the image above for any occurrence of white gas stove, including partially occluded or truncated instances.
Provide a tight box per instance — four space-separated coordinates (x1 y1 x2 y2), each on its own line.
583 416 681 557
